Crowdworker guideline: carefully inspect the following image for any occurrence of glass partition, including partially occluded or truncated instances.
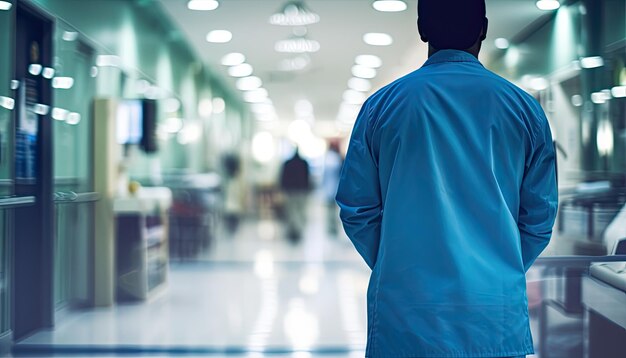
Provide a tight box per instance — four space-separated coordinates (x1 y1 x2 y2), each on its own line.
0 1 14 337
52 20 97 311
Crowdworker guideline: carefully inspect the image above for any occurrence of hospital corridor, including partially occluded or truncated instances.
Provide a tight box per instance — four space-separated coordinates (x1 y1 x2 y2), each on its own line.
0 0 625 357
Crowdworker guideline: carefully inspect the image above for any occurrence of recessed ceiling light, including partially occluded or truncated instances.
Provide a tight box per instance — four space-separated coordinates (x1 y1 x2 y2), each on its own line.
536 0 560 11
275 36 320 53
269 1 320 26
352 65 377 79
228 63 253 77
206 30 232 43
279 55 311 71
251 102 275 114
0 1 12 11
244 88 269 103
236 76 263 91
188 0 219 11
494 38 510 50
580 56 604 69
372 0 407 12
348 78 372 92
363 32 393 46
221 52 246 66
355 55 382 68
343 90 367 105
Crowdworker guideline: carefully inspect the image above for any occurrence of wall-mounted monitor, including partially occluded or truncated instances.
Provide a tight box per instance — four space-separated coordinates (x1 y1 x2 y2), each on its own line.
116 99 158 153
116 99 143 145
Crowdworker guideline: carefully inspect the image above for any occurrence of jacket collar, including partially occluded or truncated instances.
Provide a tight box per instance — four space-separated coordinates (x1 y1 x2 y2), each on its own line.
423 49 483 67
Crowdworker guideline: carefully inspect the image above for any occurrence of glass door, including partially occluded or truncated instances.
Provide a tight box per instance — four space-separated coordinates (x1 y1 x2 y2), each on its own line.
52 21 98 314
0 1 15 340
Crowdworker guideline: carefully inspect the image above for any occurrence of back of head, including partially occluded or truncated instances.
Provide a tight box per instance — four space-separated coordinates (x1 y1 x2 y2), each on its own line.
418 0 486 50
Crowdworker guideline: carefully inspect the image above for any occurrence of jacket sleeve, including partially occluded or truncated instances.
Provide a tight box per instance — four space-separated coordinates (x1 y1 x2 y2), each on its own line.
336 103 382 269
519 114 558 271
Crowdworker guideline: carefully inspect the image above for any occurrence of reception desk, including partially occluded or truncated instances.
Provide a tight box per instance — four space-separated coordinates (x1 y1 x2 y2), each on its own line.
114 187 172 301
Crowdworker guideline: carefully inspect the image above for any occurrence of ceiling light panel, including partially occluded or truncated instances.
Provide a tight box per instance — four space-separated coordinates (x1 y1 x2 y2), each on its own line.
279 55 310 71
348 78 372 92
270 1 320 26
363 32 393 46
355 55 382 68
352 65 377 79
206 30 232 43
188 0 219 11
236 76 263 91
244 88 269 103
221 52 246 66
275 36 320 53
372 0 407 12
343 90 367 105
228 63 253 77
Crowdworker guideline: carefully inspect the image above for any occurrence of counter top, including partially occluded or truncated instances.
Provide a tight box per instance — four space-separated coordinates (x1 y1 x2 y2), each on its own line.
114 187 172 214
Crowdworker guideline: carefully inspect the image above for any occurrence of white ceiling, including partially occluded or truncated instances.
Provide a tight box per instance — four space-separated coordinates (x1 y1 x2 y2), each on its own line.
159 0 548 132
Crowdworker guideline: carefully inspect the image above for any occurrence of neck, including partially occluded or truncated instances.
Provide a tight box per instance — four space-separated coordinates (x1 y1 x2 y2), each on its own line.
428 44 481 59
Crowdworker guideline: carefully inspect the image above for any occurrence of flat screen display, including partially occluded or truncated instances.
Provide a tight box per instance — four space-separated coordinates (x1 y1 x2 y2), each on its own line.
116 99 143 145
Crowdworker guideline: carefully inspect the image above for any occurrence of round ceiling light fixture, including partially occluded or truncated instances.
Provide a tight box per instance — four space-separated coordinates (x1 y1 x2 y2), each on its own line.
206 30 232 43
187 0 219 11
536 0 560 11
269 0 320 26
363 32 393 46
372 0 407 12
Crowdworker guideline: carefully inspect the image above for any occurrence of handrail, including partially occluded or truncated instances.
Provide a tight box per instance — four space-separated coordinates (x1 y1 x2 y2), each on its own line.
54 191 100 204
0 196 36 209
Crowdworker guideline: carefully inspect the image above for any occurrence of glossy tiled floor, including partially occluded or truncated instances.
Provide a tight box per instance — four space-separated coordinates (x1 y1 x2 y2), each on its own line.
14 198 570 358
16 199 370 357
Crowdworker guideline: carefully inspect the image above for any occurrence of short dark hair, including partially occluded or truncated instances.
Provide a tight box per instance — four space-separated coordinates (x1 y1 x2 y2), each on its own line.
418 0 487 50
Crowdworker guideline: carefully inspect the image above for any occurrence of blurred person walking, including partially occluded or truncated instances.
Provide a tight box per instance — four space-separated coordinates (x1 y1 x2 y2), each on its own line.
336 0 558 357
322 141 343 236
223 154 244 235
280 147 311 242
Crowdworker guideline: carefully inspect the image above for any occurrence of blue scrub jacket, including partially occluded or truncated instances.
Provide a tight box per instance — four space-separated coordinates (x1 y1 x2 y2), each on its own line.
336 50 558 357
